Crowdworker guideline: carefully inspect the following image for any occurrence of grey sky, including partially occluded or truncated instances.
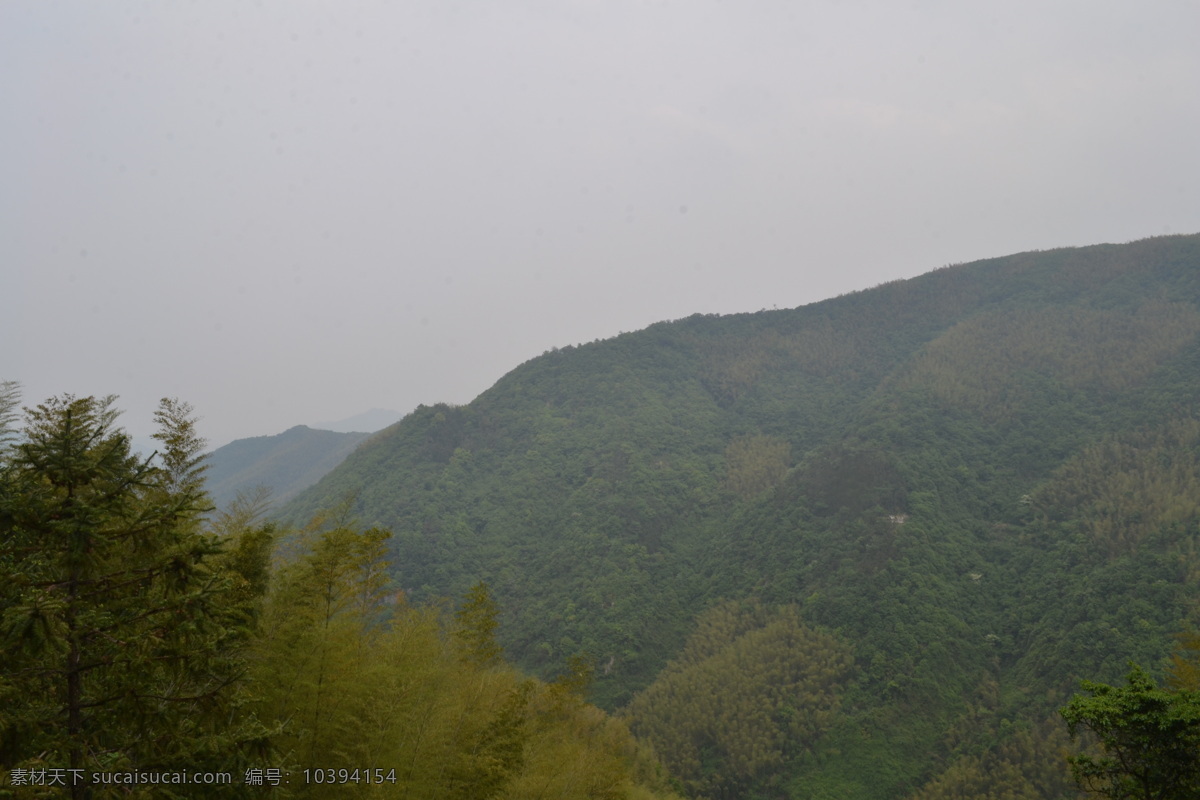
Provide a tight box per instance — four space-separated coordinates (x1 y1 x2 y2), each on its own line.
3 1 1198 448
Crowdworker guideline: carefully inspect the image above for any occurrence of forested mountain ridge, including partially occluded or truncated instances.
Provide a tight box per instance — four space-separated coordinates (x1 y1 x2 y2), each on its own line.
205 425 373 511
283 233 1200 799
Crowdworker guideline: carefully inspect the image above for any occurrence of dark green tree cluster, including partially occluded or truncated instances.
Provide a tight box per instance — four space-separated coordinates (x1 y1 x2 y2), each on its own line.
905 714 1083 800
0 389 270 798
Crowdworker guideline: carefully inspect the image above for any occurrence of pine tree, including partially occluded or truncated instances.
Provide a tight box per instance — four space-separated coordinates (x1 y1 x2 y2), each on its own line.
0 394 267 798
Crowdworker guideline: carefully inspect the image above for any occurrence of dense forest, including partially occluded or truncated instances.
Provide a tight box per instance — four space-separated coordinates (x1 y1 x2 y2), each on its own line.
279 233 1200 798
0 391 682 799
7 233 1200 798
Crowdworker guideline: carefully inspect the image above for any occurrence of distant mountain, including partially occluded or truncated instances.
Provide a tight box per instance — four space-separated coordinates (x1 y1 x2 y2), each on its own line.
282 233 1200 799
312 408 403 433
205 425 372 512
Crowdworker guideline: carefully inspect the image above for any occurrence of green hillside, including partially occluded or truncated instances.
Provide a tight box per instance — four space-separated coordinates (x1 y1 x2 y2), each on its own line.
206 425 373 511
283 233 1200 799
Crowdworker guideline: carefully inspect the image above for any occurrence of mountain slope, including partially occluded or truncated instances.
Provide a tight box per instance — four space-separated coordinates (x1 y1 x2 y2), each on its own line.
206 425 372 511
282 233 1200 799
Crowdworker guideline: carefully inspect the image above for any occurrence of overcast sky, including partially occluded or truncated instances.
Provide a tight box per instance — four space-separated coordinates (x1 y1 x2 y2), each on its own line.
3 1 1199 448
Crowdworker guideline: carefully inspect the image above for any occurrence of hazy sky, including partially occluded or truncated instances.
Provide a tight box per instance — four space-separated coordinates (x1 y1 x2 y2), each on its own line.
4 1 1199 448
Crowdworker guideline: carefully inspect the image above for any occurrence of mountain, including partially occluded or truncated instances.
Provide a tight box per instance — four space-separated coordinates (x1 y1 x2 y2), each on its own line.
206 425 373 511
281 233 1200 799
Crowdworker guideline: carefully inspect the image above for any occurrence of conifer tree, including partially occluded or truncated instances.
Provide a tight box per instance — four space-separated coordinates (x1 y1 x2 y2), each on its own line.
0 394 266 798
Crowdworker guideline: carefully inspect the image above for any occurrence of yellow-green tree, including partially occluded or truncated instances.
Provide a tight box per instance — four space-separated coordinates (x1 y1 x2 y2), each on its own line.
253 519 393 777
1168 631 1200 692
623 600 854 799
724 435 790 499
254 559 682 800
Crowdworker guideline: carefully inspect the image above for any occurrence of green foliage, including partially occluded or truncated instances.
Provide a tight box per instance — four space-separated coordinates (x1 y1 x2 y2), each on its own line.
723 434 790 499
624 600 854 799
274 233 1200 797
0 390 681 799
252 528 682 800
1030 418 1200 559
905 718 1083 800
1169 631 1200 692
455 581 503 668
903 673 1083 800
1061 665 1200 800
0 394 268 796
901 301 1200 419
208 488 278 607
152 397 210 496
253 518 393 771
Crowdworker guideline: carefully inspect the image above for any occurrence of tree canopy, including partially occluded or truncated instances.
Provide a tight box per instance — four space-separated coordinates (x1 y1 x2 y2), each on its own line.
1061 665 1200 800
0 393 269 797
